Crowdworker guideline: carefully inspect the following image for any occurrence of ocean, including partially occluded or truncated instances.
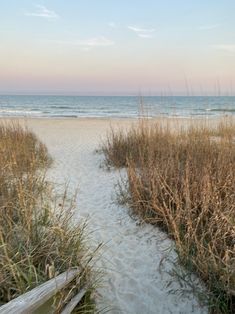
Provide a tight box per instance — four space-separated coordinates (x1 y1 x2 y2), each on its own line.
0 95 234 119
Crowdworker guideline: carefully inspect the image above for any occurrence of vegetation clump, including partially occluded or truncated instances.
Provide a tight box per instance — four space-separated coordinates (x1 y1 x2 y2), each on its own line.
0 122 95 313
102 118 235 313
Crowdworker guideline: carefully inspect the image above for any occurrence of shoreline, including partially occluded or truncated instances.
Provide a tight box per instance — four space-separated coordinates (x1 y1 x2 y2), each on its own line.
0 115 234 122
0 116 234 136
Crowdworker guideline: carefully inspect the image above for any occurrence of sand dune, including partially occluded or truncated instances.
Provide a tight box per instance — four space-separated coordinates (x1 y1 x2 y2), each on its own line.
18 118 207 314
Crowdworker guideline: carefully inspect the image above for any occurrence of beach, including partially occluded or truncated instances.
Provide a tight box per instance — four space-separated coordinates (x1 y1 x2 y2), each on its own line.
1 1 234 312
0 117 208 314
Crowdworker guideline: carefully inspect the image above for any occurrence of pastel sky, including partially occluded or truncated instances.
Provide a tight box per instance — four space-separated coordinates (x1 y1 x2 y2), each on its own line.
0 0 235 95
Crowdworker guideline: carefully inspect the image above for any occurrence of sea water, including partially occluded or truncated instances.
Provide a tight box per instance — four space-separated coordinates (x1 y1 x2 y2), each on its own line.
0 95 234 118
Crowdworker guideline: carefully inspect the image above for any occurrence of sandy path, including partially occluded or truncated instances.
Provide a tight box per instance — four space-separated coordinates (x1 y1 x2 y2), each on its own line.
23 118 206 314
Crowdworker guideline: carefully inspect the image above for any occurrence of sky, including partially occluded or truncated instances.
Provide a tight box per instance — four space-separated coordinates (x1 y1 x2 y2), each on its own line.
0 0 235 95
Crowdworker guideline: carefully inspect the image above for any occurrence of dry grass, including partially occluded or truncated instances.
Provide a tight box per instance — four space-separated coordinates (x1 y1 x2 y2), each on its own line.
0 122 96 313
102 117 235 313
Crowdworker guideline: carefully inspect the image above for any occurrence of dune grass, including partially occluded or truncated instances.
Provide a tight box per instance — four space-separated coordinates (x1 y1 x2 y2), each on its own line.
102 117 235 313
0 122 96 313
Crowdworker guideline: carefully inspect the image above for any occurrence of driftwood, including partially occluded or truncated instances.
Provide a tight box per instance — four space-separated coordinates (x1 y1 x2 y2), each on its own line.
61 287 87 314
0 268 82 314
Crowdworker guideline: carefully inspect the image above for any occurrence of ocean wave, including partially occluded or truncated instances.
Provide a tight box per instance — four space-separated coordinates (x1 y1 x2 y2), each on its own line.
49 105 75 109
206 108 235 112
0 109 43 115
49 114 78 118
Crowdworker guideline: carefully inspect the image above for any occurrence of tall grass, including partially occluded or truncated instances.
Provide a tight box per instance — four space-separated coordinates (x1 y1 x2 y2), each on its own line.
102 118 235 313
0 122 96 312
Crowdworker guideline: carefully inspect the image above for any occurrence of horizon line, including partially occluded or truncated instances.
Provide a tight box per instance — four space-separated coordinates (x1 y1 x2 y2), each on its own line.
0 93 234 97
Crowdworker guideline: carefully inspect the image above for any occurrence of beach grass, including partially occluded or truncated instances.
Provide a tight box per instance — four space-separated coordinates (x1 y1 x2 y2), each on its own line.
0 122 96 313
102 117 235 313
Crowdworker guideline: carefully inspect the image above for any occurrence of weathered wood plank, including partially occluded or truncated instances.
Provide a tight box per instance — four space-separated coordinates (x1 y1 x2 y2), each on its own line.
61 288 87 314
0 268 81 314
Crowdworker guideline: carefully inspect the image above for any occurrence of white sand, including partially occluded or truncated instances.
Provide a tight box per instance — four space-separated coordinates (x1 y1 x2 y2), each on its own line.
20 118 207 314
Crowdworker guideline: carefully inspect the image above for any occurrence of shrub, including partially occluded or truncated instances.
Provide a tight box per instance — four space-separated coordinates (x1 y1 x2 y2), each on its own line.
102 118 235 313
0 122 95 312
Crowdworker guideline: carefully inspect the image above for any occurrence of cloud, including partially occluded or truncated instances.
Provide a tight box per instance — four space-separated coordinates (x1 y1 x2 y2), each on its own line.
128 26 155 33
213 44 235 54
137 33 154 38
53 36 114 48
128 25 155 38
25 5 59 19
198 24 219 30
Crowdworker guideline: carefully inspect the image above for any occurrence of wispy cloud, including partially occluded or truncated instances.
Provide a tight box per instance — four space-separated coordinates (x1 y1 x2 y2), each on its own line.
198 24 219 31
128 25 155 38
213 44 235 54
25 5 59 19
53 36 114 48
128 26 155 33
